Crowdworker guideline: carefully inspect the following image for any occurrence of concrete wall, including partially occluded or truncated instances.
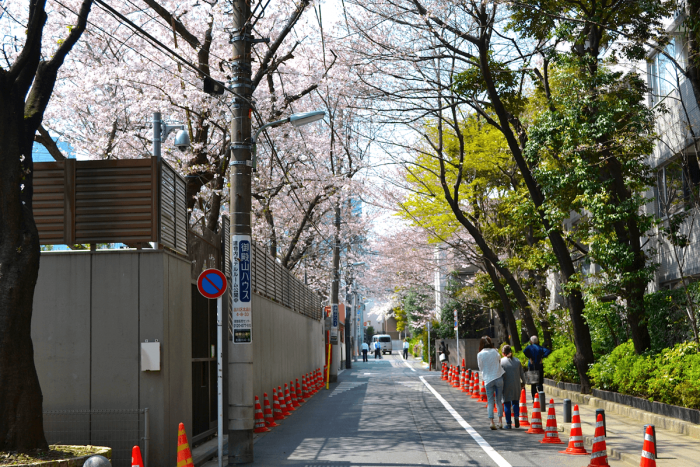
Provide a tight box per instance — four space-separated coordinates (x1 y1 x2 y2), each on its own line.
436 338 480 370
33 250 191 467
251 294 324 401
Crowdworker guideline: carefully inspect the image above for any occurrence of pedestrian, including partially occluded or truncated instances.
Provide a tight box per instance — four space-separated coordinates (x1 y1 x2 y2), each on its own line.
403 339 409 360
438 340 450 368
361 341 369 362
477 336 505 429
523 336 552 402
374 341 381 359
500 344 526 429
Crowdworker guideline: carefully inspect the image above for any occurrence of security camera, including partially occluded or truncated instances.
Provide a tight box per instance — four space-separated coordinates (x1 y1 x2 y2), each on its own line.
174 129 190 152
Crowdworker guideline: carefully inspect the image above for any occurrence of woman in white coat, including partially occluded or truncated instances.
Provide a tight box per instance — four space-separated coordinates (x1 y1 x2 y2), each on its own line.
477 336 504 429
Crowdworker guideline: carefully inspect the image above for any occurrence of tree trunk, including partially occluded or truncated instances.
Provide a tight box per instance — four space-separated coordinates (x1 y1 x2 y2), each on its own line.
482 260 522 351
0 82 48 451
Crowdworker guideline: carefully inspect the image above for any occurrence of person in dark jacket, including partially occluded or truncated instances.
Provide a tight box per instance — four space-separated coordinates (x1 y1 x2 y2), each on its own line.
522 336 552 402
439 340 450 368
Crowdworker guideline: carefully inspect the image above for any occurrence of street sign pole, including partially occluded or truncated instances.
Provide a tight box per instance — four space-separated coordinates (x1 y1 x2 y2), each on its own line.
217 295 223 467
454 309 459 367
196 269 228 467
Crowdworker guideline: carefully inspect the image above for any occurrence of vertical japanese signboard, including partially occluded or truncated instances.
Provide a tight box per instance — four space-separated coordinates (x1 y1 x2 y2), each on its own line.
232 235 252 343
330 304 339 344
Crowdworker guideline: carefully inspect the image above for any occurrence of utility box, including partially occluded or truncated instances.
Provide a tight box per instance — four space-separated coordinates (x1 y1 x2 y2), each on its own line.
141 341 161 371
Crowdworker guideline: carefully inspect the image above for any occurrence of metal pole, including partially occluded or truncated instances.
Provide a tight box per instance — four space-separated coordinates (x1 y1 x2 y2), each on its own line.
329 202 341 381
427 321 431 371
228 0 254 461
352 290 357 363
143 408 149 467
152 112 161 159
217 295 223 467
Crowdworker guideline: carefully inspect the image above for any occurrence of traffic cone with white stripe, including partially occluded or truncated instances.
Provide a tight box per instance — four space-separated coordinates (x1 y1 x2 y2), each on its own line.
559 403 586 454
273 388 284 420
284 383 295 411
640 425 656 466
300 375 308 401
441 364 447 380
295 379 303 404
471 373 480 399
587 414 610 467
279 385 291 416
131 446 144 467
479 378 488 402
253 396 269 433
452 367 459 387
176 423 194 467
461 369 468 392
263 392 277 428
540 399 564 444
518 389 530 427
526 398 544 434
290 380 300 407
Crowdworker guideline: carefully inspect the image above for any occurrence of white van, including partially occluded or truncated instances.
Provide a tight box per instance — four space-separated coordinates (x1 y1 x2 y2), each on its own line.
372 335 393 354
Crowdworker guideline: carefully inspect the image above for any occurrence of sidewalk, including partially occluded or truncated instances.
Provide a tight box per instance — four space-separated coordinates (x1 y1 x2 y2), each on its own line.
545 387 700 466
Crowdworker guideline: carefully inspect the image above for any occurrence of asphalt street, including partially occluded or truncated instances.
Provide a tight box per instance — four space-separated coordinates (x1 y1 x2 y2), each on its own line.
248 353 625 466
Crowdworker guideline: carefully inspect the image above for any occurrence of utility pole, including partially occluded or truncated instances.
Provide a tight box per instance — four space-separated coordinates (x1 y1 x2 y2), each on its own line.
228 0 254 461
329 201 341 382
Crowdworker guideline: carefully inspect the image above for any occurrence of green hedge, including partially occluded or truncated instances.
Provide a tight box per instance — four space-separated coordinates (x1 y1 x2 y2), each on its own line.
589 340 700 409
543 344 580 384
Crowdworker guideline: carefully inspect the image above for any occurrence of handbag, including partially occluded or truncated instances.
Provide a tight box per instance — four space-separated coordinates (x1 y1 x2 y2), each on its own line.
524 369 541 385
439 353 446 362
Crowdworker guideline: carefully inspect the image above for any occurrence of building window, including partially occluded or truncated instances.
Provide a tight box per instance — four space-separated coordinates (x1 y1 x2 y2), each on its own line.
649 38 685 106
657 154 700 217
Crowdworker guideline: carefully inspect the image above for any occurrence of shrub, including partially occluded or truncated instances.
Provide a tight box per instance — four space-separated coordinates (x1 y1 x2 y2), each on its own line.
543 344 580 383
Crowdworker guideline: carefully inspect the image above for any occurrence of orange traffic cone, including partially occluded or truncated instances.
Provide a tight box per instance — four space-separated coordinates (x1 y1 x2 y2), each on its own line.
526 398 545 434
640 425 656 466
560 404 587 454
311 370 318 394
300 376 307 401
253 396 269 433
587 414 610 467
295 379 303 404
284 383 295 411
131 446 144 467
441 364 447 380
540 399 564 444
263 392 277 428
479 379 488 402
290 380 300 408
176 423 194 467
461 369 468 392
471 373 480 399
452 367 459 387
279 385 291 416
518 389 530 427
273 388 284 420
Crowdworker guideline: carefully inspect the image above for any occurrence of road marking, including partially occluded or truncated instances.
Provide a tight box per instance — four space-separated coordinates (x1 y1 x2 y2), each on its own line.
403 360 417 372
419 376 512 467
328 381 367 397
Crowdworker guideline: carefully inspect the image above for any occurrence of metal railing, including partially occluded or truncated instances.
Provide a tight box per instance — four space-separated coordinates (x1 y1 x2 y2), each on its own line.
43 408 148 467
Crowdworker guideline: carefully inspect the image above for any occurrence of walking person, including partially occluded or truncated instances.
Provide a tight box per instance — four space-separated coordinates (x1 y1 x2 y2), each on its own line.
374 341 381 359
500 344 526 429
403 339 409 359
438 340 450 369
477 336 505 429
523 336 552 402
361 341 369 362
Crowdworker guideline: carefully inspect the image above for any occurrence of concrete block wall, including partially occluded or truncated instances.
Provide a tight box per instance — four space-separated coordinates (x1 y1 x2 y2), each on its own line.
251 294 324 402
32 250 191 467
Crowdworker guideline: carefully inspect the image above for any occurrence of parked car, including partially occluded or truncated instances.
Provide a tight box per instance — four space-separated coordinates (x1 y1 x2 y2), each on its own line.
372 335 393 354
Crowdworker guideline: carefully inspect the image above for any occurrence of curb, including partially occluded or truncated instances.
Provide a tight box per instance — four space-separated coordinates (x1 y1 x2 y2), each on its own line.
580 434 639 467
544 384 700 441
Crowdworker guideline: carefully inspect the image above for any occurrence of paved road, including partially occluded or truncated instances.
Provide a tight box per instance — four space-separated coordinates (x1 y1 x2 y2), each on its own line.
247 354 625 466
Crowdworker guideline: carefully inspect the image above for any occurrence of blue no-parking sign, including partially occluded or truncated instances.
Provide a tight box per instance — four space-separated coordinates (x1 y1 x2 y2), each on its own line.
197 269 228 299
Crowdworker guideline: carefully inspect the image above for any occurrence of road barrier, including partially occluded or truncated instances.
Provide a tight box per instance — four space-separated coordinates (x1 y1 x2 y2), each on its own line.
518 389 530 427
541 398 565 444
176 423 194 467
640 425 657 467
526 398 544 434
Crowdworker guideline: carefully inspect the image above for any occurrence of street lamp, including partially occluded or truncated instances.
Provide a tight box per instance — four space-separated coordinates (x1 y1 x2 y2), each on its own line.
251 111 326 170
